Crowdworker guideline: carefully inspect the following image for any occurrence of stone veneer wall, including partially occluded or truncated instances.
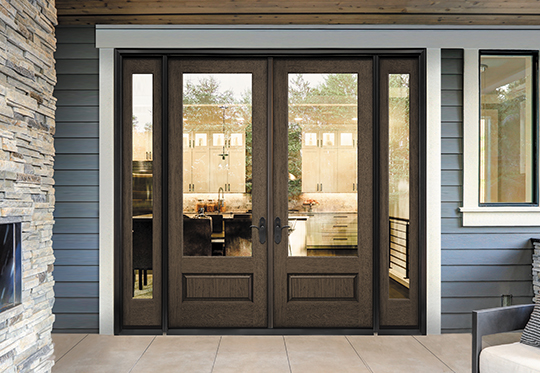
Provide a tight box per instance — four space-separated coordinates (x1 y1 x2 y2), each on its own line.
0 0 57 372
532 240 540 304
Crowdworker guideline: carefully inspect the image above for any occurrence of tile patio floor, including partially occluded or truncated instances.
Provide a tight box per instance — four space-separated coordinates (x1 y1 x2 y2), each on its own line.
50 332 522 373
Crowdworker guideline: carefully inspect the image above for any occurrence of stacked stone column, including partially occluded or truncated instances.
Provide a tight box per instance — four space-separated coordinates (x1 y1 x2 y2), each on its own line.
0 0 57 372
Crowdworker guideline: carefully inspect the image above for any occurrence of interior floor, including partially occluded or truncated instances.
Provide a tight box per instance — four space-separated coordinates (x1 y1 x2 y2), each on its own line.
389 278 410 299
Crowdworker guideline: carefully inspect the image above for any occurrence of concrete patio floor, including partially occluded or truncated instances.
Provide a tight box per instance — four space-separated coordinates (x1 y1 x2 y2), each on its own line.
51 333 488 373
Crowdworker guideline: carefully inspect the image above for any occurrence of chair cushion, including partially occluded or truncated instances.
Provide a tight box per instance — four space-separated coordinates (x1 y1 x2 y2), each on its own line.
480 342 540 373
521 304 540 348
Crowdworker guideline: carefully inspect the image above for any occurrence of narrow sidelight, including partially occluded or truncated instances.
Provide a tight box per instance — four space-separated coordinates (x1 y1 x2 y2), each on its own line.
132 74 154 299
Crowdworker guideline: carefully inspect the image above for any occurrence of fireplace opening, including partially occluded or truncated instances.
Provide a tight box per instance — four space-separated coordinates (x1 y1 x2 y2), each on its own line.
0 222 21 312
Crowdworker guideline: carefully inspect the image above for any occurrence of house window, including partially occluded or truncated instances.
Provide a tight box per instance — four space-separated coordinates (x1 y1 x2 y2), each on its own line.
479 53 537 205
461 50 540 226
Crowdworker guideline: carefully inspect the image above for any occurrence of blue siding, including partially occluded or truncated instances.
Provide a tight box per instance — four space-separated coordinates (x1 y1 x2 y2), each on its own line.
440 49 535 333
53 26 99 333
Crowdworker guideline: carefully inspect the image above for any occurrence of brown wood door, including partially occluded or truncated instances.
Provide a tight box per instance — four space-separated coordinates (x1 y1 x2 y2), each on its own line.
168 59 268 328
273 59 374 328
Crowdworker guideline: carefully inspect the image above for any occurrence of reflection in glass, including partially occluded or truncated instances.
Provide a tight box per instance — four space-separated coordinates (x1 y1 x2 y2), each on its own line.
132 74 153 299
287 74 358 257
388 74 410 299
480 55 534 204
182 74 253 257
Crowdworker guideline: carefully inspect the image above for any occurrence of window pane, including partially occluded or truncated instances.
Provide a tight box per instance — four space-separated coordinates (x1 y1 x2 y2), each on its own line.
480 55 534 204
288 74 358 257
182 74 253 257
132 74 153 299
389 74 410 299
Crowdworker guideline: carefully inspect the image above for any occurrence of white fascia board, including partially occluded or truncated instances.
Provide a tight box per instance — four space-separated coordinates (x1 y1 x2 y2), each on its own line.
96 25 540 50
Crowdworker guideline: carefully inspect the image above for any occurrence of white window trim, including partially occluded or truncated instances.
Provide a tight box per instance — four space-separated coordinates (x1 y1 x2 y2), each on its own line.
460 48 540 226
96 24 540 336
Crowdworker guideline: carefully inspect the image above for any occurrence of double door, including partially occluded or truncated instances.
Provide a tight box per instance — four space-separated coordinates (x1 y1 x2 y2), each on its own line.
121 55 421 331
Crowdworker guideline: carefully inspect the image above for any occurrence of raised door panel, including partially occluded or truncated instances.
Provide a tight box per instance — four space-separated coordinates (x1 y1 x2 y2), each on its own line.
301 147 319 192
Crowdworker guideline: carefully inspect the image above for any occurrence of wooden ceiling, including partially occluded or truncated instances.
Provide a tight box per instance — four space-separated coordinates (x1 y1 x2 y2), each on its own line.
56 0 540 25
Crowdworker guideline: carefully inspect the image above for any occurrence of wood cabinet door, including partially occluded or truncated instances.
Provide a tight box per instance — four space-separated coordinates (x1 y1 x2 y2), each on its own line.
192 146 209 192
337 148 357 193
273 58 373 328
227 147 246 192
319 147 338 192
301 147 319 192
209 147 228 192
183 136 192 192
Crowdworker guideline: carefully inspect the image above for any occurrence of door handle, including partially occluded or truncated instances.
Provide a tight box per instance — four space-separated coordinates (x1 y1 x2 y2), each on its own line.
274 217 290 244
250 217 266 244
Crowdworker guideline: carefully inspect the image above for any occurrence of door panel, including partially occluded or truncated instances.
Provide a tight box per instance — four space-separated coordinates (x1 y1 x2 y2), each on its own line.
122 58 162 328
168 59 268 328
273 59 373 328
379 58 420 327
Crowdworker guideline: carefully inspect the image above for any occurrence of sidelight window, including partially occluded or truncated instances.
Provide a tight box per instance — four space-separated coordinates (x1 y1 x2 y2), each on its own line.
132 73 154 299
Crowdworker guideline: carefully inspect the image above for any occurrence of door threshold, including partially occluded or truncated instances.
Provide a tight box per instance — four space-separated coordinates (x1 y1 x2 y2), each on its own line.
165 328 421 336
118 327 423 336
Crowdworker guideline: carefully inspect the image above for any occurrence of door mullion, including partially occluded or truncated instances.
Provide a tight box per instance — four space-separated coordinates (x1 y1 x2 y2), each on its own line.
267 56 274 329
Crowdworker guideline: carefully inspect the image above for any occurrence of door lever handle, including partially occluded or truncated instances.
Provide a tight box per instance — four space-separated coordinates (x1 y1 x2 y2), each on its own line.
274 217 290 244
250 217 266 244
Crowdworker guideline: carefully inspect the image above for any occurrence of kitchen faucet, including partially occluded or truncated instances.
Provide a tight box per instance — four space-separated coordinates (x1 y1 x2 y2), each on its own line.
217 186 225 212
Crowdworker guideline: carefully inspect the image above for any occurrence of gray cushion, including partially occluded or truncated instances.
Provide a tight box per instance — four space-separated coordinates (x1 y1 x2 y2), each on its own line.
521 304 540 348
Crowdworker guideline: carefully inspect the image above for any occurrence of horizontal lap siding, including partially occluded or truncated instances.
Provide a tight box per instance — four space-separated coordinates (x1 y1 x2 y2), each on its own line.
440 49 535 333
53 26 99 333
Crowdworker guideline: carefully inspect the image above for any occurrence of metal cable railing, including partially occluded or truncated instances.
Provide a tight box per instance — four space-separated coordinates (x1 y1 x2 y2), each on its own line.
389 216 409 279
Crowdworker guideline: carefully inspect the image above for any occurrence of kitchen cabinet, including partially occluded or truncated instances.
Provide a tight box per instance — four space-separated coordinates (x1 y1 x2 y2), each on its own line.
306 213 358 248
183 134 192 192
337 148 357 192
209 147 228 191
192 139 210 192
301 147 320 192
301 129 356 193
227 146 246 192
183 131 245 193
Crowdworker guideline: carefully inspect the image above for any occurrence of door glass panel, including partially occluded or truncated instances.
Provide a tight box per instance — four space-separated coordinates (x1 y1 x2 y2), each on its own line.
183 74 253 256
132 74 153 299
388 74 410 299
288 74 358 257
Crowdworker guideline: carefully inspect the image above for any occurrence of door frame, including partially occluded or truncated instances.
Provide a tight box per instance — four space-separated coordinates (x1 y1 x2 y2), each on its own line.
113 49 427 335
